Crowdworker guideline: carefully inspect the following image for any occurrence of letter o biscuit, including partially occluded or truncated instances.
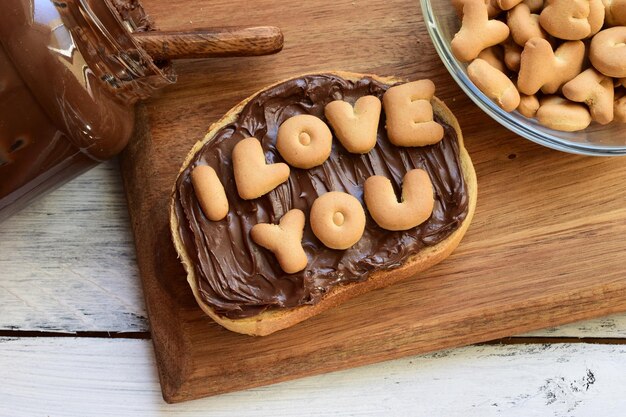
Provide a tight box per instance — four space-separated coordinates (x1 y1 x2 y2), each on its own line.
277 115 333 169
310 191 366 250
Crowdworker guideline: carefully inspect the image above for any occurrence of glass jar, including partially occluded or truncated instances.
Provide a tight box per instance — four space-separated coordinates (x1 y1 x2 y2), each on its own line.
0 0 175 221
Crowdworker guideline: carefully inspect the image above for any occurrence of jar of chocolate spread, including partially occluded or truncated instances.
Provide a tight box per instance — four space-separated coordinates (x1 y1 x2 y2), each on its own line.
0 0 175 221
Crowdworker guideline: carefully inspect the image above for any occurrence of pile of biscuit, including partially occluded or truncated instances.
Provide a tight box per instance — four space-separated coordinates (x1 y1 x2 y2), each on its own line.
191 80 443 274
451 0 626 131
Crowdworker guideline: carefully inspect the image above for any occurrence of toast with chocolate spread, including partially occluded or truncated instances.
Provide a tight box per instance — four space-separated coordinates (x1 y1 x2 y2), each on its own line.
170 72 477 336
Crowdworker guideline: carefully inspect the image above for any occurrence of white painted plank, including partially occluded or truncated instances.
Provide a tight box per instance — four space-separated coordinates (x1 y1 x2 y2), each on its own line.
525 315 626 338
0 160 146 332
1 159 625 338
1 337 625 416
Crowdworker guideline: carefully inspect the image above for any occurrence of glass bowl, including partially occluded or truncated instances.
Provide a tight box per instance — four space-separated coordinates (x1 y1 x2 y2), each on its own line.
420 0 626 156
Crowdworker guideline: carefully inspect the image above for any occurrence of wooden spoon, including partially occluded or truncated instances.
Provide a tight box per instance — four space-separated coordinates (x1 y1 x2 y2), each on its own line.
132 26 284 60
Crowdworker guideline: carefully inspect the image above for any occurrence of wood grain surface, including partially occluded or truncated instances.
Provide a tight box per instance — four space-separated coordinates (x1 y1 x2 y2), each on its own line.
3 337 626 416
120 0 626 403
2 161 624 338
3 170 626 416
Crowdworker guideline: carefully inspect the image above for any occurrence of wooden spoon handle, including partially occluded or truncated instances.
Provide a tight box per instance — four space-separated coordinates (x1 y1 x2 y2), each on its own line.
133 26 284 60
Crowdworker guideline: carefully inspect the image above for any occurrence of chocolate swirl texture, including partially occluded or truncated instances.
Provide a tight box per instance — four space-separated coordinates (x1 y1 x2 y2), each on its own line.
174 74 469 319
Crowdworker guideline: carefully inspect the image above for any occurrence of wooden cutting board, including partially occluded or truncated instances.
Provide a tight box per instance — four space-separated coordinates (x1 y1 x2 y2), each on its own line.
120 0 626 403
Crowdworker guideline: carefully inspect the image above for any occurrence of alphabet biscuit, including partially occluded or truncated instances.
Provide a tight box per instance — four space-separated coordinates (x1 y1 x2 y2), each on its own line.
191 165 229 221
233 137 290 200
251 209 308 274
364 169 434 231
310 191 366 250
277 115 333 168
383 80 444 147
324 96 381 154
451 0 510 62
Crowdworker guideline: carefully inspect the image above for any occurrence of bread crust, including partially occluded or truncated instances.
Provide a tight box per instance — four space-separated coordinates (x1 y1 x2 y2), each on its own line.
170 71 478 336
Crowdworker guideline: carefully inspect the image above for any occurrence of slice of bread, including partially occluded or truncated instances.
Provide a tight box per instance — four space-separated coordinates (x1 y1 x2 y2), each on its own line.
170 71 477 336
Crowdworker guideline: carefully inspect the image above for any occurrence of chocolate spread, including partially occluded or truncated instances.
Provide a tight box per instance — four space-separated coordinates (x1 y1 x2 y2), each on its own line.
174 74 469 319
0 0 173 220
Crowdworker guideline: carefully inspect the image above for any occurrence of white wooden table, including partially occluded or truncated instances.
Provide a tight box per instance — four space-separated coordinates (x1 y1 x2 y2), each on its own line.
1 160 626 416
